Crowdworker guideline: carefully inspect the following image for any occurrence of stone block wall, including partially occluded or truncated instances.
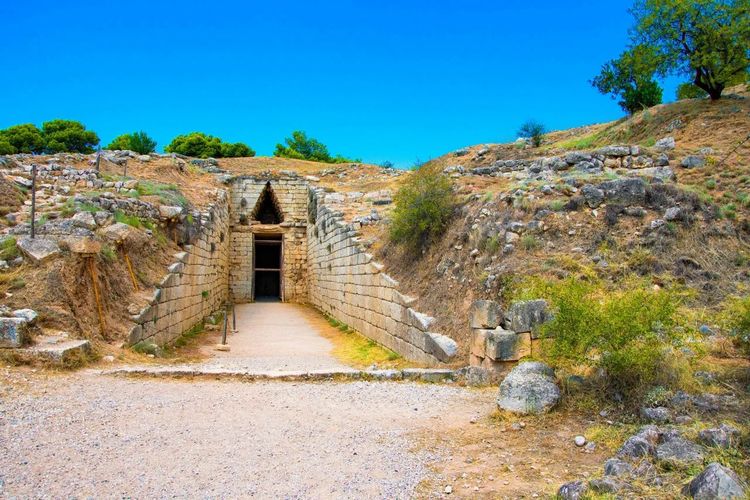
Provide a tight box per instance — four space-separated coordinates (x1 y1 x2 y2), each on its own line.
469 299 551 376
228 176 309 303
128 190 230 346
306 188 457 366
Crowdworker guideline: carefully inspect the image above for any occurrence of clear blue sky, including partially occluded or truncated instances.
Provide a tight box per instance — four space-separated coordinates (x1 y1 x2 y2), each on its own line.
0 0 679 167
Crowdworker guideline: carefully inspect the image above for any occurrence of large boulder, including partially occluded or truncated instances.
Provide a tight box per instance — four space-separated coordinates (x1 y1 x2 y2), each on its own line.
617 426 660 459
99 222 148 248
496 361 560 414
685 463 748 499
469 300 503 329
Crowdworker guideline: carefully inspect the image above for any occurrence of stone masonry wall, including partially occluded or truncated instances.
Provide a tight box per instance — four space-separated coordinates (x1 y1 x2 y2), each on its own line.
228 176 309 303
306 188 457 366
127 190 230 346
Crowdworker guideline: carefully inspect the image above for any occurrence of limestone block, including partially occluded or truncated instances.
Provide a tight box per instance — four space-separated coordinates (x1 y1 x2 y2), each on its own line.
469 300 504 329
424 332 458 363
0 317 29 348
505 299 553 336
486 329 531 361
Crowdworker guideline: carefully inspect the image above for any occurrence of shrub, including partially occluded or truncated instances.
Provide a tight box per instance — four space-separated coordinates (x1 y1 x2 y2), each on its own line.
380 160 394 169
0 124 45 154
274 130 357 163
42 119 99 153
107 131 157 154
517 120 546 147
526 278 685 400
165 132 255 158
390 163 455 251
722 296 750 355
591 44 664 114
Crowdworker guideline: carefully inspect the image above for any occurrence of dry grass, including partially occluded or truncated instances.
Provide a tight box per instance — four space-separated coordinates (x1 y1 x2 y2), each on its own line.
319 314 412 369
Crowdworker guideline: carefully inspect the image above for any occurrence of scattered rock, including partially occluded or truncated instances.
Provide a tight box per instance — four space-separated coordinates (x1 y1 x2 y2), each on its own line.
12 308 38 323
655 136 676 151
557 481 588 500
0 317 29 348
681 156 705 168
574 435 586 447
656 433 704 466
604 458 633 477
496 361 560 414
589 477 625 494
698 424 741 448
640 406 673 423
71 211 97 230
686 463 748 499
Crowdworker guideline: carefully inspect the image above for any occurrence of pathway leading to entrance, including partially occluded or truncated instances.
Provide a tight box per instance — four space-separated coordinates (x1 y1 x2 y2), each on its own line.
199 302 352 372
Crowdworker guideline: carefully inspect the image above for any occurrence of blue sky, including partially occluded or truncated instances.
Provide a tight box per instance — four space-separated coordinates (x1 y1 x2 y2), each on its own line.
0 0 679 167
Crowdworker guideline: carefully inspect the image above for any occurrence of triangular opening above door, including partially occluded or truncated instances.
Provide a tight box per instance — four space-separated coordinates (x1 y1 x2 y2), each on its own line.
251 181 284 224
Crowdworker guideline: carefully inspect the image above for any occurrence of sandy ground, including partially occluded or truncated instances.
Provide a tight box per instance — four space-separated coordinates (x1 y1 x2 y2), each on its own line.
197 302 352 372
0 370 492 499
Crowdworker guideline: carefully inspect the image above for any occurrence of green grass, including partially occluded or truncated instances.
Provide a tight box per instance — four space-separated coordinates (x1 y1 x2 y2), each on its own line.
520 234 540 251
322 314 405 368
136 181 188 207
0 237 18 260
705 179 717 190
173 322 205 348
100 245 116 262
113 210 143 228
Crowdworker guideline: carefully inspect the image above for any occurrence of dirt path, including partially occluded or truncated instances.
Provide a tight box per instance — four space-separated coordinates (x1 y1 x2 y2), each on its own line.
0 370 490 499
198 302 352 372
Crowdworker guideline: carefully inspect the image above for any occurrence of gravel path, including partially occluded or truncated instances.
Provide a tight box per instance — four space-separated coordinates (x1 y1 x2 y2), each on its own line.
0 371 492 498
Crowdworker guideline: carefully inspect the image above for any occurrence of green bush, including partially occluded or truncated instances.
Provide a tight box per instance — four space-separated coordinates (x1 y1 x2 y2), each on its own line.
165 132 255 158
107 131 157 154
722 296 750 355
517 120 547 147
526 278 685 399
0 124 45 154
42 119 99 153
390 163 455 251
274 130 357 163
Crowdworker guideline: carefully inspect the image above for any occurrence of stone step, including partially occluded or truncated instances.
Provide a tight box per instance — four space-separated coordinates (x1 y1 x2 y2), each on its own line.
19 336 91 365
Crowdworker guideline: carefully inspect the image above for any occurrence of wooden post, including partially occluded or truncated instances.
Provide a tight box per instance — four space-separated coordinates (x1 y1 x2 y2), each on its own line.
30 164 37 239
88 256 106 337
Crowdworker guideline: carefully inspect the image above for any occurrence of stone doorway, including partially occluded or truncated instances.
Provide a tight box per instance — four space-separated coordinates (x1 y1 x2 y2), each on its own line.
253 233 282 301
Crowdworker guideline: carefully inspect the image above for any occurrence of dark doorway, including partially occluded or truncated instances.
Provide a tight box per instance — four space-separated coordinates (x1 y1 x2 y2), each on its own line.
253 234 282 301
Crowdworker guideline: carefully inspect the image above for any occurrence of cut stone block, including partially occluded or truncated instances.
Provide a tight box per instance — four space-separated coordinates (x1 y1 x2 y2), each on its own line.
424 332 458 363
505 299 552 337
486 329 531 361
469 300 503 329
471 328 492 357
21 336 91 364
17 237 60 264
0 317 29 348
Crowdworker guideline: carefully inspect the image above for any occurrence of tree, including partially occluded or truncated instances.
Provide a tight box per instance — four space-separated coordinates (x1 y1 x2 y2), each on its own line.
274 130 356 163
592 45 664 113
0 124 45 154
390 163 455 251
107 131 157 154
676 82 709 99
42 119 99 153
165 132 254 158
517 120 547 147
631 0 750 100
0 137 14 155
